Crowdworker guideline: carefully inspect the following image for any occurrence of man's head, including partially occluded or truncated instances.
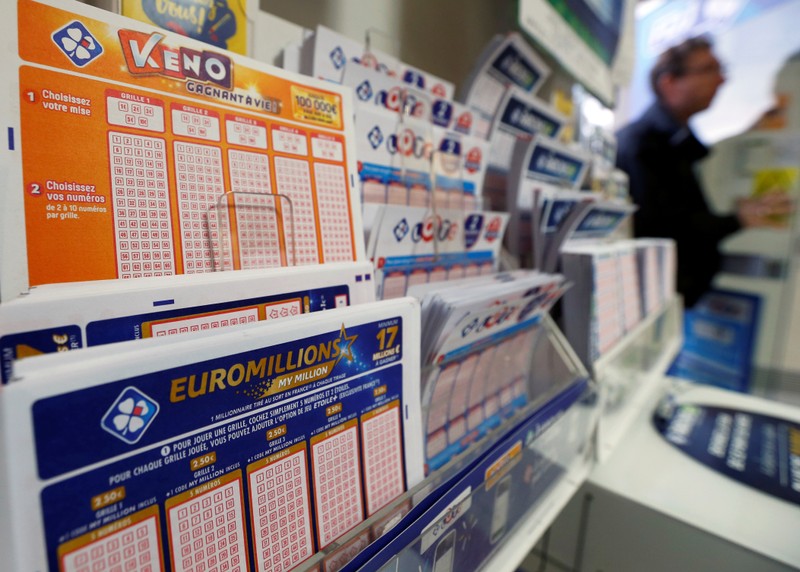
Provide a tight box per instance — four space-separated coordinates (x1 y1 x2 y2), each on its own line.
650 36 726 124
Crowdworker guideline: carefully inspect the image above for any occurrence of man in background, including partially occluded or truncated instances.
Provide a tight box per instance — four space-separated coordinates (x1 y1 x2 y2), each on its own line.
616 36 790 308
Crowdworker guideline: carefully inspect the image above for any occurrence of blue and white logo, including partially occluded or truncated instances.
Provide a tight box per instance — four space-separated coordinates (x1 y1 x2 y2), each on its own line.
101 387 159 444
431 100 453 127
463 214 483 249
393 218 410 241
403 70 425 89
356 80 373 101
52 21 103 67
329 46 346 70
368 126 384 149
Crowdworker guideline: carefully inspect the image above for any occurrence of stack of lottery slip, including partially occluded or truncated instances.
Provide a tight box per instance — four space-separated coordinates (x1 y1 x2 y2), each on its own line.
299 24 455 99
530 188 596 271
506 135 591 264
299 24 401 84
344 57 490 211
353 107 433 208
535 191 636 274
366 205 509 300
0 299 423 572
459 32 551 139
2 0 369 302
0 261 376 384
343 63 474 136
408 271 569 471
559 242 645 368
634 238 677 317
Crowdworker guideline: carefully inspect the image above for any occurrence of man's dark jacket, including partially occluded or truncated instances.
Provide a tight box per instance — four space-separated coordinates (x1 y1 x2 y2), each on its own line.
615 102 740 307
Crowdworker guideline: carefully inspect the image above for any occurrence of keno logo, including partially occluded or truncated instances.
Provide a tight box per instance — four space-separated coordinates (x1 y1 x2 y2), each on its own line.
101 387 160 444
52 21 103 67
118 30 232 88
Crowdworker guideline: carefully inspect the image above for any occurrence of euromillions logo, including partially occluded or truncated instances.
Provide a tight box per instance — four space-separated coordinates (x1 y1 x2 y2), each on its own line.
368 126 384 149
52 21 103 67
393 218 410 241
329 46 346 70
356 80 373 101
101 387 160 445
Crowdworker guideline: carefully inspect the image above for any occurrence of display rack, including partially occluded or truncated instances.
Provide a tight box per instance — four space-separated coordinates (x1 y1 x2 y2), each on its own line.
474 300 681 572
0 3 684 572
478 318 599 572
481 452 593 572
274 315 600 572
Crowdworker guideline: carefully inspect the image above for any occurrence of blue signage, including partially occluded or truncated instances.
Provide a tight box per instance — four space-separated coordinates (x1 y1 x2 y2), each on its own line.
655 401 800 507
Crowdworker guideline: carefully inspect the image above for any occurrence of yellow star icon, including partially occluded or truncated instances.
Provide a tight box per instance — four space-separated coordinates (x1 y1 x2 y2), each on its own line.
336 324 358 364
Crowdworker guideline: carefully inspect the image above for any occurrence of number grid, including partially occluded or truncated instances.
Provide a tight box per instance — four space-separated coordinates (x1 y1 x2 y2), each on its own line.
225 119 267 149
313 162 353 262
174 141 229 273
150 307 259 337
362 407 404 516
274 156 320 266
107 95 164 132
108 132 175 279
248 449 314 572
311 136 344 162
228 149 283 269
62 516 161 572
167 479 247 572
311 426 364 548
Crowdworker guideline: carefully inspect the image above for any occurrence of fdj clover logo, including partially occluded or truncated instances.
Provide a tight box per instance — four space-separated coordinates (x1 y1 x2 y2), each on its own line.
367 126 384 150
329 46 346 70
52 21 103 67
356 80 373 101
393 218 410 241
101 387 159 444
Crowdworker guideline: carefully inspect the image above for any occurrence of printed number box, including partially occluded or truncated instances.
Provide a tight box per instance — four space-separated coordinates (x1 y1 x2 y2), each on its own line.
0 0 365 301
0 261 375 383
0 299 423 571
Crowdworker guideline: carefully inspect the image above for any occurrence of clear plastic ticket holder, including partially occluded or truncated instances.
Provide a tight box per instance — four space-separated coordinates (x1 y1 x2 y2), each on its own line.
285 314 599 572
210 191 298 271
592 295 683 461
